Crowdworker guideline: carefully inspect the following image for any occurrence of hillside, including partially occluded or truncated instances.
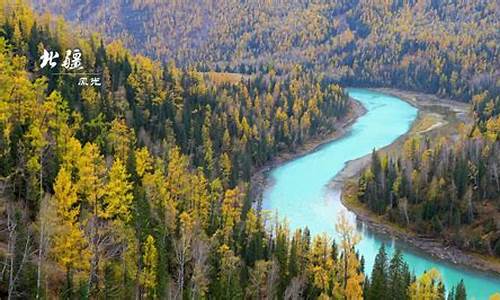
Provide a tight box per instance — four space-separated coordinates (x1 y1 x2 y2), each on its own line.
31 0 499 102
1 0 499 299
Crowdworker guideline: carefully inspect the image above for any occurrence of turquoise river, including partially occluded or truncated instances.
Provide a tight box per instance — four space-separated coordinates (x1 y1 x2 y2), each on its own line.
263 88 500 299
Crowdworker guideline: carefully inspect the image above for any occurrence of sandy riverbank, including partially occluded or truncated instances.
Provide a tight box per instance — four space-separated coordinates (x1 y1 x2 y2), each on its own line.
332 87 472 185
334 88 500 276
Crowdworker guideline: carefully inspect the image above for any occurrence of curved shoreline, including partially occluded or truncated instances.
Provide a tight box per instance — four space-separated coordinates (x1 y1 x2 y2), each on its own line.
340 189 500 277
254 87 500 277
250 97 367 203
334 88 500 276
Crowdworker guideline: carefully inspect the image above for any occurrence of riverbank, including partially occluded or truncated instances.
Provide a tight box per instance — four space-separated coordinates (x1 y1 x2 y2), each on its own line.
250 97 367 203
334 88 500 276
331 88 465 185
341 182 500 276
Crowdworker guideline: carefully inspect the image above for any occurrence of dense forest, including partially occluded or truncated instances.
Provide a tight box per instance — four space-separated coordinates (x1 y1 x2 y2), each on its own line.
31 0 499 103
353 90 500 256
0 1 457 299
1 0 499 299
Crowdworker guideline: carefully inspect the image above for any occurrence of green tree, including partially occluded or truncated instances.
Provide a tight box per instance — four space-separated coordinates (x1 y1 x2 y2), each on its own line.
388 249 411 300
369 244 388 300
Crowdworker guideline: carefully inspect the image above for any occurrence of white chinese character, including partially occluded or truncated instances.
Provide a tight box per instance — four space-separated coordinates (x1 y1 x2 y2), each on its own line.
61 49 72 70
78 77 89 86
90 77 101 86
62 49 83 70
71 49 83 70
39 49 59 69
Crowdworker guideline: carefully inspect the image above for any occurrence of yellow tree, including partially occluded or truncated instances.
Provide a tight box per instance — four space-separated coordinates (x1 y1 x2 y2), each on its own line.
108 118 136 162
221 187 243 242
244 209 260 240
59 136 83 169
141 155 177 234
51 167 90 284
490 293 500 300
76 142 106 294
246 260 272 299
102 158 133 222
25 90 75 298
218 244 242 298
102 156 137 290
344 251 364 300
141 235 158 299
485 116 500 141
308 233 334 296
220 152 232 188
165 147 191 210
190 169 210 229
77 143 106 210
335 211 363 299
135 147 153 178
408 269 444 300
81 86 99 119
174 212 194 298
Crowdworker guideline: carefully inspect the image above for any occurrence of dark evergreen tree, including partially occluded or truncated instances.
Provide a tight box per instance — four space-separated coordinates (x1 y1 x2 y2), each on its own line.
368 244 388 300
387 249 411 300
449 280 467 300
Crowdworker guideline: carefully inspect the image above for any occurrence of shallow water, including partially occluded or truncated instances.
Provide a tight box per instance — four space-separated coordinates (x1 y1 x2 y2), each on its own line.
263 88 500 299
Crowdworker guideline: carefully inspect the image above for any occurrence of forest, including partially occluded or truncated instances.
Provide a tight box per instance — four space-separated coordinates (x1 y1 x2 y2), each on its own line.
353 92 499 256
0 0 499 299
31 0 499 102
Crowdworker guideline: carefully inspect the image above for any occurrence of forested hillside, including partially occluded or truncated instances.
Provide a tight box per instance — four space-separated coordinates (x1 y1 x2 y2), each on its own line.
353 91 500 256
0 1 416 299
1 0 498 299
31 0 499 102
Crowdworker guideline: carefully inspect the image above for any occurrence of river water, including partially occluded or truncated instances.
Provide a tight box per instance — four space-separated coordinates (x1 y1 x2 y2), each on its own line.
262 88 500 299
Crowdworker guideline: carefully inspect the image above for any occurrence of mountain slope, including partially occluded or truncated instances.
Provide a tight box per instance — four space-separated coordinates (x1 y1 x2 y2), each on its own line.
31 0 499 101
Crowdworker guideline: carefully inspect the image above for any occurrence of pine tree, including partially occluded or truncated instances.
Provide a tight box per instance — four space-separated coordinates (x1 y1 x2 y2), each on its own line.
450 280 466 300
388 249 411 300
275 223 290 297
369 244 388 300
201 107 215 178
220 152 232 188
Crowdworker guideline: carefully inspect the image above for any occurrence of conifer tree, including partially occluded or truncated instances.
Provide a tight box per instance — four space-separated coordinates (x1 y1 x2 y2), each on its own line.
388 249 411 300
141 235 158 298
409 269 444 300
335 211 364 299
51 167 90 291
102 158 133 221
448 280 466 300
368 244 388 300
